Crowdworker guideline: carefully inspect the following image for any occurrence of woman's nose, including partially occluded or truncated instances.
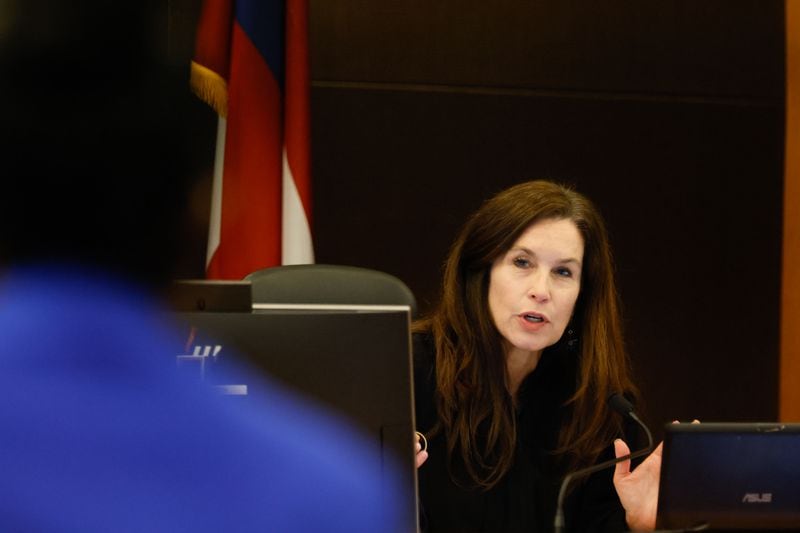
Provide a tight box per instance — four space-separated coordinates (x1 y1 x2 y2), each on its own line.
527 273 550 302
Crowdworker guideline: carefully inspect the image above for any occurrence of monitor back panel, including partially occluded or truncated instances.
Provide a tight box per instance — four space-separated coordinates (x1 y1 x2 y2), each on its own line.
657 423 800 530
173 306 418 533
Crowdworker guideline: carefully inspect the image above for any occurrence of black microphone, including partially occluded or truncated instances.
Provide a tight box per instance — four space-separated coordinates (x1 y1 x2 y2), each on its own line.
553 393 654 533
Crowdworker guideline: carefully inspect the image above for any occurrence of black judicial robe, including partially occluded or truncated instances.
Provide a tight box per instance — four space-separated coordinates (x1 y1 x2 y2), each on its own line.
413 333 632 533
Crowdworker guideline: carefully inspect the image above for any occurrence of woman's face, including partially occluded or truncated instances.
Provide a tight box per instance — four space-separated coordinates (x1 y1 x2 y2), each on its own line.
487 217 584 358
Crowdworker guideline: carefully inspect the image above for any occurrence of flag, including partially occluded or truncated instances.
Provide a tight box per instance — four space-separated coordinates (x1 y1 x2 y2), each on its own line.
190 0 313 280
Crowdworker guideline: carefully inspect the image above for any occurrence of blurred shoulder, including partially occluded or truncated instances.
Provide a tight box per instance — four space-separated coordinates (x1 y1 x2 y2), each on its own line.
185 370 407 531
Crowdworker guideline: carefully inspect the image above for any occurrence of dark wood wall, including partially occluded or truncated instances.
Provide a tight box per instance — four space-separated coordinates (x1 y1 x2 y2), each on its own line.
171 1 787 437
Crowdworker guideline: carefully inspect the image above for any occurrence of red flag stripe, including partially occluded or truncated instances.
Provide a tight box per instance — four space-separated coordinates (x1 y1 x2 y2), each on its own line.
284 0 311 223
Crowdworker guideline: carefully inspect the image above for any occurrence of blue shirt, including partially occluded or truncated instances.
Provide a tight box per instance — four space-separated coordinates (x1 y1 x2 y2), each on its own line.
0 265 402 532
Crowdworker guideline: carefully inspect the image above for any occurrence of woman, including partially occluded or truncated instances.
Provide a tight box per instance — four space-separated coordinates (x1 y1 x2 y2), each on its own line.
413 180 661 532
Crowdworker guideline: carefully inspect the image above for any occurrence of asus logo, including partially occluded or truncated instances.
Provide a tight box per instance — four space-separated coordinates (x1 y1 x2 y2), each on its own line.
742 492 772 503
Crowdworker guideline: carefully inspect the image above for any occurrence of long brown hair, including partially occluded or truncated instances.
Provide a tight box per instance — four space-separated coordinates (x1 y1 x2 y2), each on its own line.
414 180 639 490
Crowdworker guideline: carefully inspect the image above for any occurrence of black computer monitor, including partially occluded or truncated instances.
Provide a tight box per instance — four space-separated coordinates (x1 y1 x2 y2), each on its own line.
171 303 419 533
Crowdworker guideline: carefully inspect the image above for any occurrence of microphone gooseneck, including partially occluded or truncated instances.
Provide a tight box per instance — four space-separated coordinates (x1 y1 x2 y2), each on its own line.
553 393 654 533
608 392 654 453
608 392 635 416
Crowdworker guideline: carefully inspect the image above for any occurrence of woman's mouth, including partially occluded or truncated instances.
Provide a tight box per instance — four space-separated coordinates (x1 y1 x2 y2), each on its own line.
519 312 546 323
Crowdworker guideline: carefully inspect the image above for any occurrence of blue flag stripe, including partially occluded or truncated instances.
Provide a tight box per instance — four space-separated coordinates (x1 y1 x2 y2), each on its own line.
235 0 286 91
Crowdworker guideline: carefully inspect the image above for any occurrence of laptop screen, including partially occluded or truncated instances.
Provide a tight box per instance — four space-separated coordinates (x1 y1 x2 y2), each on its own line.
657 422 800 530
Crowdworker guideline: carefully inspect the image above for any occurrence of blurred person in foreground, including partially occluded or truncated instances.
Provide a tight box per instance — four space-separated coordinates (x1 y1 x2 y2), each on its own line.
0 2 402 531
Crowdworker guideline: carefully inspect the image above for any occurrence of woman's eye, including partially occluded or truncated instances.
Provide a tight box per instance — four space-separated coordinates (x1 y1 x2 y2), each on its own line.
555 267 572 277
512 257 530 268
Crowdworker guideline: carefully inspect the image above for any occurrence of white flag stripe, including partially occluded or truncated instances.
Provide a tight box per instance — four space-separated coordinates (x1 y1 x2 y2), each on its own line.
206 116 227 268
281 148 314 265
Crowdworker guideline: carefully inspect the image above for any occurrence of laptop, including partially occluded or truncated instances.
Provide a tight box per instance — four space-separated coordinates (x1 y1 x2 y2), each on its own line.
657 422 800 531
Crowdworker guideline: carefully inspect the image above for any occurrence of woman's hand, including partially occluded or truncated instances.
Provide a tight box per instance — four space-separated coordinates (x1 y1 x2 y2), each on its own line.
415 431 429 468
612 438 662 531
613 420 699 530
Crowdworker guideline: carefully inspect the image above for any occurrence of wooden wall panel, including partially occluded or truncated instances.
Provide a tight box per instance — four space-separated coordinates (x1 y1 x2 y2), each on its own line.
310 0 783 98
781 0 800 421
308 2 786 434
311 87 784 430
